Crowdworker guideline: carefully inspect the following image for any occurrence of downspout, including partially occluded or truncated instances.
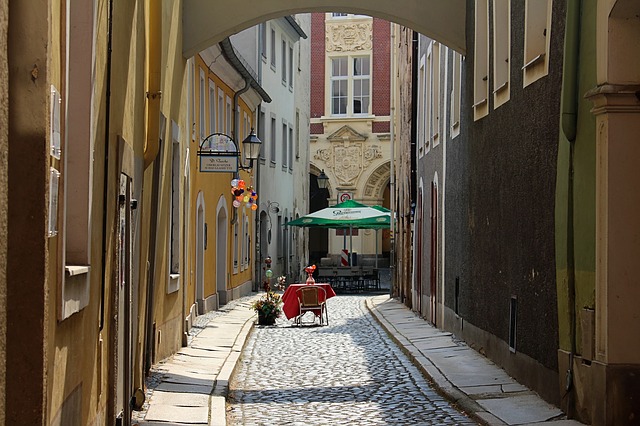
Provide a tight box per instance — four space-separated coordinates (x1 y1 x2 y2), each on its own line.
99 0 114 331
143 0 161 374
560 0 581 413
143 0 162 169
389 25 396 297
231 77 251 227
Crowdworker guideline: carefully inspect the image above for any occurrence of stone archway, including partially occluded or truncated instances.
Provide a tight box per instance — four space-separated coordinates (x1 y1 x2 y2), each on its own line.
183 0 466 57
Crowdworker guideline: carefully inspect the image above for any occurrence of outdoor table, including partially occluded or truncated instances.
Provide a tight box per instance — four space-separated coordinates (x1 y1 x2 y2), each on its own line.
281 283 336 320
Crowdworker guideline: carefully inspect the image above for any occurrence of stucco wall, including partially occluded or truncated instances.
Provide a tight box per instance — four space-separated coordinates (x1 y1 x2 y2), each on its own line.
0 0 8 423
443 0 566 402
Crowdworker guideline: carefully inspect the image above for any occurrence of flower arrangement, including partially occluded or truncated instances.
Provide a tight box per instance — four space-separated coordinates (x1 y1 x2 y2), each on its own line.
251 290 282 326
304 264 317 285
276 275 286 290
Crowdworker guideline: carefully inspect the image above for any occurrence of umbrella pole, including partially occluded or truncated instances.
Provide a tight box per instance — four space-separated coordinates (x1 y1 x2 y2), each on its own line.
349 226 353 266
375 229 379 269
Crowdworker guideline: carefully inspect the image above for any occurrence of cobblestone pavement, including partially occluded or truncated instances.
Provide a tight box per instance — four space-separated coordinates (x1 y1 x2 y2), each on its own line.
227 295 478 425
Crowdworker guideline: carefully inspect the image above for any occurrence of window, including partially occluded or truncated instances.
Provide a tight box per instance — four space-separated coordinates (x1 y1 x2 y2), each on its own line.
258 109 266 160
233 221 239 272
509 296 518 352
59 0 95 320
295 111 300 159
282 122 288 167
493 0 511 108
431 43 441 147
352 57 370 114
331 57 348 115
241 212 246 270
270 28 276 69
523 0 552 87
218 88 224 135
260 23 267 60
277 215 283 257
425 48 432 153
288 126 293 171
417 55 426 157
270 115 276 164
199 69 205 139
332 13 347 17
208 82 216 134
451 52 462 138
289 46 294 89
282 40 287 84
168 129 181 294
473 0 489 120
243 216 250 268
330 56 371 116
226 96 232 135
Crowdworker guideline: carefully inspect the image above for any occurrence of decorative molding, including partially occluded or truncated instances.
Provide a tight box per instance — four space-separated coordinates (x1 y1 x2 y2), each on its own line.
364 162 391 198
326 22 373 52
327 125 367 142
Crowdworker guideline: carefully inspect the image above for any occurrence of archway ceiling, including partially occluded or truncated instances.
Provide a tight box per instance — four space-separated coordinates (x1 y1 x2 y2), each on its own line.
183 0 466 57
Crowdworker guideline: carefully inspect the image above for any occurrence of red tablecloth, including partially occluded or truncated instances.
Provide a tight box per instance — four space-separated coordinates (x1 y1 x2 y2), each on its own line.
281 283 336 320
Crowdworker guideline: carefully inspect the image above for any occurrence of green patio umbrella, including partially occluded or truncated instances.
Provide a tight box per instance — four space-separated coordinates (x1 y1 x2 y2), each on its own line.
286 200 391 266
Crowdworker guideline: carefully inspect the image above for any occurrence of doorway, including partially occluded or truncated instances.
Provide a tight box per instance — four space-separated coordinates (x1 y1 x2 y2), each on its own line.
430 181 438 326
195 192 205 313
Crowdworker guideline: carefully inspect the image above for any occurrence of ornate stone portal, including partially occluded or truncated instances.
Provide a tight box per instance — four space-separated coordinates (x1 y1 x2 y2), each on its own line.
314 125 382 187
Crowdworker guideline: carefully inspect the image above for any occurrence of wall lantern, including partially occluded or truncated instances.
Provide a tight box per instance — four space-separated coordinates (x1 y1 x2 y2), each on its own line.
197 129 262 173
317 169 329 189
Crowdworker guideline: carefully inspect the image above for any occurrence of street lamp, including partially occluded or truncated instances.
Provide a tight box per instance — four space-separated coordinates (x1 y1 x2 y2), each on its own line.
317 169 329 189
240 128 261 169
197 129 262 172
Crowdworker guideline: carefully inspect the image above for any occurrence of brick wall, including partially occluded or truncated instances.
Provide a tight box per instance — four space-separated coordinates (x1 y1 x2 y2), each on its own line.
372 18 390 117
310 12 325 130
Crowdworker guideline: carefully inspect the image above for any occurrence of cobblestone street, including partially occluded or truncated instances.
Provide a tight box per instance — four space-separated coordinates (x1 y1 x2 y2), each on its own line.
227 295 478 425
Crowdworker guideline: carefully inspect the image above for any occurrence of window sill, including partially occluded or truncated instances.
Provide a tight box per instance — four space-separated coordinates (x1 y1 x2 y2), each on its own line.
65 265 90 277
167 273 180 294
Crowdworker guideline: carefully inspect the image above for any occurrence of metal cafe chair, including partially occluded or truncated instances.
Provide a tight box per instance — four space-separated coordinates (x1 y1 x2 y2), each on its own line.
295 285 328 326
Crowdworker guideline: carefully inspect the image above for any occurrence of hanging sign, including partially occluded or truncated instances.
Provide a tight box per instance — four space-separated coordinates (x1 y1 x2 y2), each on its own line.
199 155 238 173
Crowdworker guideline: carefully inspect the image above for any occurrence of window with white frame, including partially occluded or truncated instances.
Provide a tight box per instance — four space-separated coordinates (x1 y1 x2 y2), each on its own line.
418 55 426 157
270 28 276 69
282 122 288 167
270 115 276 164
282 40 287 84
59 0 95 320
295 111 300 159
431 43 441 147
169 135 180 293
241 212 246 270
288 126 293 171
258 109 266 160
208 81 216 134
226 96 232 135
523 0 552 87
330 56 371 116
199 69 206 139
332 13 347 17
218 88 224 135
473 0 489 120
493 0 511 108
233 221 239 272
289 45 294 89
451 52 462 138
425 47 432 153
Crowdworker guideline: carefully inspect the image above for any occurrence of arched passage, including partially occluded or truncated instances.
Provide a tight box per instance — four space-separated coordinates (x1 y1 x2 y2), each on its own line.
215 196 228 305
183 0 466 57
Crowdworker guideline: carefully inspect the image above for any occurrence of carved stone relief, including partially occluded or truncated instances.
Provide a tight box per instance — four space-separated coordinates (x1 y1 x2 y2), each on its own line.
326 22 373 52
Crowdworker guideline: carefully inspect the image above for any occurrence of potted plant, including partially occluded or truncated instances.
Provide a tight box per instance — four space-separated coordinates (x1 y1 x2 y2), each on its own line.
251 290 282 325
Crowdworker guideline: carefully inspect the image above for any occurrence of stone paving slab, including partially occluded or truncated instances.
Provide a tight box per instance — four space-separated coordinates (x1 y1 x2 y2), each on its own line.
144 405 209 424
477 395 563 425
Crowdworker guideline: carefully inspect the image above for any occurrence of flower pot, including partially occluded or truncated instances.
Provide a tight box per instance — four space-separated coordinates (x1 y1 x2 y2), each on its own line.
306 272 315 285
258 312 276 326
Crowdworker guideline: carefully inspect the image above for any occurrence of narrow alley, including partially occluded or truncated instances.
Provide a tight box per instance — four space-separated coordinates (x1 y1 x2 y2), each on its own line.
227 295 476 425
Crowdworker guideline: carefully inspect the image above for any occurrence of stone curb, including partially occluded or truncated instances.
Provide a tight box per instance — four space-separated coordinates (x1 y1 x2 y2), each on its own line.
365 297 506 426
208 308 258 426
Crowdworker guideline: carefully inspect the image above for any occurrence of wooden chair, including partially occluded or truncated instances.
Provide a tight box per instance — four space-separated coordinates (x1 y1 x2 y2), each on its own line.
295 286 328 326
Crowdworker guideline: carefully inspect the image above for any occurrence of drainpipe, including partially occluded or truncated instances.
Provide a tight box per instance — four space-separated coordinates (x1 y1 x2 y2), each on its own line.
143 0 162 170
560 0 581 414
143 0 161 375
231 77 251 227
390 25 396 298
99 0 114 331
